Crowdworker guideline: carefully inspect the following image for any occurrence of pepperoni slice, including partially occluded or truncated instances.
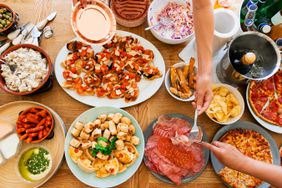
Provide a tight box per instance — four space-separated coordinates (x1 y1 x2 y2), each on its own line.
157 137 203 171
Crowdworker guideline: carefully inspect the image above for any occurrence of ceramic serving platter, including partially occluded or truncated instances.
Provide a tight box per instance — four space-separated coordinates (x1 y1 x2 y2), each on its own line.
143 113 209 185
64 106 144 188
211 120 280 188
0 101 66 188
55 30 165 108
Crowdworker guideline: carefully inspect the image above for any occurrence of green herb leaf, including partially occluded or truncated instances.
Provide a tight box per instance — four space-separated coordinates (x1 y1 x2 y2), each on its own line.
109 136 118 150
97 137 108 142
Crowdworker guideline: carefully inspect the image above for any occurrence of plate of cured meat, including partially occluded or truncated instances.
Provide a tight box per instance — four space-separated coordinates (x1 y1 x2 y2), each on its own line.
211 121 280 188
143 114 209 185
246 69 282 134
54 30 165 108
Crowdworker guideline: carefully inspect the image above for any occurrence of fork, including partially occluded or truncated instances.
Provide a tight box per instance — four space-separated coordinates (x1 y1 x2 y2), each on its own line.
187 109 202 143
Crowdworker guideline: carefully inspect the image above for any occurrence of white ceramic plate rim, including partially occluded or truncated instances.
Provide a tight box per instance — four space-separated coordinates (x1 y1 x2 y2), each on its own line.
246 83 282 134
54 30 165 108
205 83 245 125
64 106 145 188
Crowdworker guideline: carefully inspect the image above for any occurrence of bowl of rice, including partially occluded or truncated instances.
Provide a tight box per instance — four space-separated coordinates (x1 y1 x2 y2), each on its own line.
147 0 194 44
0 44 52 95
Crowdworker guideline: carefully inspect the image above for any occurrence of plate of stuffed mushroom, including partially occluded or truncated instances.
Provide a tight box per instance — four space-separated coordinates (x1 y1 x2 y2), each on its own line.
64 106 144 188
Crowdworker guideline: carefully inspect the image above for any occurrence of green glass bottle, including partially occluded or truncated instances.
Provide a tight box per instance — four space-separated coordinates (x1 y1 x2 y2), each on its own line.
257 0 282 19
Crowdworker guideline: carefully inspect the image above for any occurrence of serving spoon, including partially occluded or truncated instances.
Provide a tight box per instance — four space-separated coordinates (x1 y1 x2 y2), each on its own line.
145 17 173 31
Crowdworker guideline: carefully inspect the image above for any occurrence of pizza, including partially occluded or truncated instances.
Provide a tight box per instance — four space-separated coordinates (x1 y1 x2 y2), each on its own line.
249 70 282 127
219 128 272 188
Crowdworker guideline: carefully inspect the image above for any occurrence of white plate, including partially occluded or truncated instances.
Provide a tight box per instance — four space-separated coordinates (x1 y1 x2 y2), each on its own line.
64 106 144 188
246 83 282 134
54 30 165 108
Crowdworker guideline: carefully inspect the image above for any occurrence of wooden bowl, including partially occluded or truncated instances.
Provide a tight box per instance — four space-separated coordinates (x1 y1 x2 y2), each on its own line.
0 3 17 33
16 106 55 144
0 44 53 95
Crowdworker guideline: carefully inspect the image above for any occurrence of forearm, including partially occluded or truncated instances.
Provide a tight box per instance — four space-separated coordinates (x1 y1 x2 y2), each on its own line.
239 157 282 187
192 0 214 76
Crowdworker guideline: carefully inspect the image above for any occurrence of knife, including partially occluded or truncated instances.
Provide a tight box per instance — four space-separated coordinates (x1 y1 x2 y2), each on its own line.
36 12 57 30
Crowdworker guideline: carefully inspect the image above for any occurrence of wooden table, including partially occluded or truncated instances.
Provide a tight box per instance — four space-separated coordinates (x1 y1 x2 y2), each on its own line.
0 1 281 187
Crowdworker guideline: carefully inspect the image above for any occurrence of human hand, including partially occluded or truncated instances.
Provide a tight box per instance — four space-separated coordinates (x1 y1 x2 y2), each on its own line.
201 141 248 171
192 75 213 115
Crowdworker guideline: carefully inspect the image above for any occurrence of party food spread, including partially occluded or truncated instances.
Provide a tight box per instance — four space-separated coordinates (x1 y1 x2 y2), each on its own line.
206 86 241 123
18 147 52 181
1 48 48 92
219 128 272 188
144 115 205 185
248 70 282 127
111 0 149 27
0 7 13 31
69 113 140 178
154 1 193 40
61 35 162 102
170 58 195 99
16 107 54 143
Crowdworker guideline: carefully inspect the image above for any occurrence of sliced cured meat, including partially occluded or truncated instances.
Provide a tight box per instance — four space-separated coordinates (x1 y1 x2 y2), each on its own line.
144 115 205 185
153 115 190 138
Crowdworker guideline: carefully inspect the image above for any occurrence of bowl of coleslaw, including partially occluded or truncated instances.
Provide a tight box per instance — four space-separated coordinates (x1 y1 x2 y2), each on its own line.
147 0 194 44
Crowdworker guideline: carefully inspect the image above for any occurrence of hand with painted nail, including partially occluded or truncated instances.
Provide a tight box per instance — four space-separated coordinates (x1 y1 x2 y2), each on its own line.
201 141 247 170
192 74 213 115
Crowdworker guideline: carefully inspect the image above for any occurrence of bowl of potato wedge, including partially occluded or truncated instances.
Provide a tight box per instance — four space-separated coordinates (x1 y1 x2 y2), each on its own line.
206 84 244 125
165 57 196 102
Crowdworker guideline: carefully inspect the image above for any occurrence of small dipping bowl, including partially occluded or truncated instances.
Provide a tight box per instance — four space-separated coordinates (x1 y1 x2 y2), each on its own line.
165 61 196 102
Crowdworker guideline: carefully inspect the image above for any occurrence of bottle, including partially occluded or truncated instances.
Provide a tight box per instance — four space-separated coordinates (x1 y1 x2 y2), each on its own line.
231 50 257 75
244 3 258 29
255 17 272 33
241 0 259 22
256 0 282 20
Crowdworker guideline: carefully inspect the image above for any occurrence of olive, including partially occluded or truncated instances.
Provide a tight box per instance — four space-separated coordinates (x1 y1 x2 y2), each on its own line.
6 20 10 25
0 9 3 14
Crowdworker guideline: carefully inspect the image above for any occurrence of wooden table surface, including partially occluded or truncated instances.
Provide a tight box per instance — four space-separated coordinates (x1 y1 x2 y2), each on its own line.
0 0 281 188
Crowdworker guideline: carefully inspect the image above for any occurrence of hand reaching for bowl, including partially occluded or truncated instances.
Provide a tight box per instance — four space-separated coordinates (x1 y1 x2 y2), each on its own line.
192 74 213 115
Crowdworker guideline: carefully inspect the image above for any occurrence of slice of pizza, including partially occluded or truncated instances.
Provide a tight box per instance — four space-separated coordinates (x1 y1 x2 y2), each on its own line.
237 172 262 188
219 167 239 188
274 70 282 97
261 99 282 126
249 77 276 115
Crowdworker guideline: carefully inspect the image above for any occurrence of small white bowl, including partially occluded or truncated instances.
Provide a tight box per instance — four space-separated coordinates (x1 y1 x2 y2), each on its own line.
147 0 194 45
165 61 196 102
206 83 245 125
